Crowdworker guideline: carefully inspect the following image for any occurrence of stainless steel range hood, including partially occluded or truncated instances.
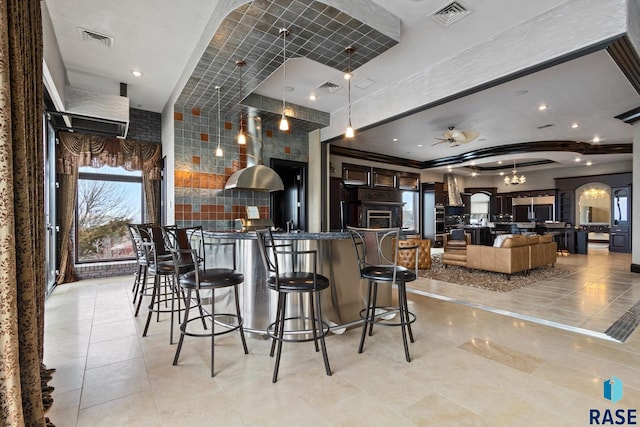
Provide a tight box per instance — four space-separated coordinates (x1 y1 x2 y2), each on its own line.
225 165 284 192
224 108 284 192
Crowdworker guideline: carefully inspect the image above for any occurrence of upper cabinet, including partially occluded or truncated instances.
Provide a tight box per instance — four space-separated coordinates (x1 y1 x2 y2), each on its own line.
342 163 419 190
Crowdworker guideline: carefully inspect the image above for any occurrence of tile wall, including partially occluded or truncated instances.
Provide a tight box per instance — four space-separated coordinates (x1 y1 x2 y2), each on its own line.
173 107 310 230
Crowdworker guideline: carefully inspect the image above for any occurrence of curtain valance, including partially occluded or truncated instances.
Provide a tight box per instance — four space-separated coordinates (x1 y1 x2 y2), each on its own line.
57 131 162 179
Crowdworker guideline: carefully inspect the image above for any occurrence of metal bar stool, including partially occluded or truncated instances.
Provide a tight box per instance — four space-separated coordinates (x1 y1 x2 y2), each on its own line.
140 225 195 344
170 239 248 377
255 228 331 383
347 227 417 362
127 223 160 306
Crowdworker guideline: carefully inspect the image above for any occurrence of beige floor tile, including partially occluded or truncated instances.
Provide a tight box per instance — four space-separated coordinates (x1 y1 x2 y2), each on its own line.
44 247 640 427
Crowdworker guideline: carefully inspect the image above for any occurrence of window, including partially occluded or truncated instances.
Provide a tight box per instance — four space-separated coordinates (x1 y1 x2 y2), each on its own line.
402 190 419 232
76 166 144 262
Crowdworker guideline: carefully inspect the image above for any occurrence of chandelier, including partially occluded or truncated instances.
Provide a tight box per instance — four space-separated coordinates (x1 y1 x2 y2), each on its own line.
504 160 526 185
583 188 608 199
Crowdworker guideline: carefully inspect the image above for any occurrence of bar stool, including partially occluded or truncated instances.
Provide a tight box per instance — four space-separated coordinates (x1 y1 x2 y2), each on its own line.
170 240 248 377
126 223 149 305
347 227 417 362
140 225 195 344
255 228 331 383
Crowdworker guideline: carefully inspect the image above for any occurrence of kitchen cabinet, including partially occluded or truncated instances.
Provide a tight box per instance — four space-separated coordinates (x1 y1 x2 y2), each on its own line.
558 190 573 225
609 186 631 253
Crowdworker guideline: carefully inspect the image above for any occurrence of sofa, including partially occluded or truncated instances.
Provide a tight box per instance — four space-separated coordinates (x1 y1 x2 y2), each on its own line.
465 234 557 279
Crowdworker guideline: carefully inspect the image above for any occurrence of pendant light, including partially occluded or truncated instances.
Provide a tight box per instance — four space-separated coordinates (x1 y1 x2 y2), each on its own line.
279 28 290 131
235 60 246 145
215 86 223 157
344 46 355 138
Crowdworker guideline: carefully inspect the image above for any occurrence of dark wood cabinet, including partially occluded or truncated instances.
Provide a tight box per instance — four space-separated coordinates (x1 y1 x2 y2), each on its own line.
609 187 631 253
558 190 573 225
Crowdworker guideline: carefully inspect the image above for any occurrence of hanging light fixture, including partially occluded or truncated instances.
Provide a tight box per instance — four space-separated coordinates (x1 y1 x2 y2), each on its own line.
215 86 223 157
504 160 526 185
344 46 355 138
235 60 246 145
278 27 290 131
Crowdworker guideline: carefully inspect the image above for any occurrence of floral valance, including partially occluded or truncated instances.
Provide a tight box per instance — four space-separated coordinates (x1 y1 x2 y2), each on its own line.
56 131 162 179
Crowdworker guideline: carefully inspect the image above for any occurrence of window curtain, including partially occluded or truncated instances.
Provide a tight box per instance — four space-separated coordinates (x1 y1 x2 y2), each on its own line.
55 132 162 284
0 0 51 425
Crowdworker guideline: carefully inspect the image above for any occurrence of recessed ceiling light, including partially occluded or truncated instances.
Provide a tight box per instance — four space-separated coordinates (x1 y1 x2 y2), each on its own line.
417 144 423 147
586 161 593 166
498 160 502 164
471 172 477 177
575 157 581 162
593 136 600 143
447 166 452 171
392 138 398 142
538 104 548 111
309 94 317 101
131 69 143 77
499 172 504 176
571 123 579 128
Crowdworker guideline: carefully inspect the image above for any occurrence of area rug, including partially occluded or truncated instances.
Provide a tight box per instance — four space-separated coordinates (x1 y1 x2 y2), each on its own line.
417 254 574 292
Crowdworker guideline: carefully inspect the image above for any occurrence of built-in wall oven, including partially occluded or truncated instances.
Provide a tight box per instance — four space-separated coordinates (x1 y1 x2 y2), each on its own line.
435 205 445 235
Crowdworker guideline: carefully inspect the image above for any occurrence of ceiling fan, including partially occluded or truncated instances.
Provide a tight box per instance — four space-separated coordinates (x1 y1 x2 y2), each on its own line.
432 126 479 147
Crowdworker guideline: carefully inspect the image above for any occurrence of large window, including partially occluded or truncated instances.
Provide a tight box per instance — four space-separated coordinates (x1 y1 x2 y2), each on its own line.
402 190 419 232
76 166 144 262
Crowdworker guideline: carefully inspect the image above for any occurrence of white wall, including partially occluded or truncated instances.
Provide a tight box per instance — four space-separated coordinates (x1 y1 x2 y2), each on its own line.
41 1 67 110
161 103 175 225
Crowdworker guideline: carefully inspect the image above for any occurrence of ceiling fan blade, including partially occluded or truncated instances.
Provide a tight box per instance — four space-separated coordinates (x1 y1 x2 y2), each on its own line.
431 140 448 146
460 130 479 143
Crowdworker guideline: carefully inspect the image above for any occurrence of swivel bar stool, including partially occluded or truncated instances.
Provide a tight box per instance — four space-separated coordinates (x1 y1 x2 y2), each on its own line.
255 228 331 383
347 227 418 362
170 239 248 377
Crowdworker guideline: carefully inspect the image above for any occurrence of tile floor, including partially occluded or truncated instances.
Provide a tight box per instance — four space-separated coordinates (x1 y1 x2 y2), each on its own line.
44 245 640 426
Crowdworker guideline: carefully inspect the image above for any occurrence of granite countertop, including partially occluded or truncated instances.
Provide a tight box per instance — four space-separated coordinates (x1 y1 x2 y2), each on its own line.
203 230 353 240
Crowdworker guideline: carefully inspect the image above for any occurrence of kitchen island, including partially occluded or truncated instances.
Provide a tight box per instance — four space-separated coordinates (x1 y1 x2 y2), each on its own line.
200 230 389 336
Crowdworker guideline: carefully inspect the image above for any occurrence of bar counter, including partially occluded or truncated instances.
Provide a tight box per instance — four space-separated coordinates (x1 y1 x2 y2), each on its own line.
201 230 387 336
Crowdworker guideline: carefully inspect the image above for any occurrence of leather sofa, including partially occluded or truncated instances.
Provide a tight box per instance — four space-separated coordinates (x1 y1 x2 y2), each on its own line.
396 237 432 269
465 234 557 279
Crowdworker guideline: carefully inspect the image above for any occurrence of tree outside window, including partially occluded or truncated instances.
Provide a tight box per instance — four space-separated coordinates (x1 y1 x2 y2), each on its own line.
76 166 143 262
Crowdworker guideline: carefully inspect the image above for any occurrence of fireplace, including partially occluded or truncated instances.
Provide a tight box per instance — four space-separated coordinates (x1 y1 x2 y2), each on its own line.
367 210 393 228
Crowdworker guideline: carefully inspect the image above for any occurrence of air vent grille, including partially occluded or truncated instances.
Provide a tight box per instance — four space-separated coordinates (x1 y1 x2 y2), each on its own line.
317 81 342 94
79 28 114 49
431 1 471 27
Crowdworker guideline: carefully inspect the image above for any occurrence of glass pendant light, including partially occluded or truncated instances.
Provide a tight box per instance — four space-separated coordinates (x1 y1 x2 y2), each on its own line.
236 60 246 145
279 28 290 131
344 46 355 138
215 86 223 157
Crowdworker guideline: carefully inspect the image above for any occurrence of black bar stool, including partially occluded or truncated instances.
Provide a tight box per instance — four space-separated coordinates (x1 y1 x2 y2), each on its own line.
255 228 331 383
170 239 248 377
139 225 195 344
347 227 417 362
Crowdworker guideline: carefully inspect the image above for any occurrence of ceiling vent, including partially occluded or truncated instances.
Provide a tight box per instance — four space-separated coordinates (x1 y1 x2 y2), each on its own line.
317 81 342 94
431 2 471 27
79 27 114 49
